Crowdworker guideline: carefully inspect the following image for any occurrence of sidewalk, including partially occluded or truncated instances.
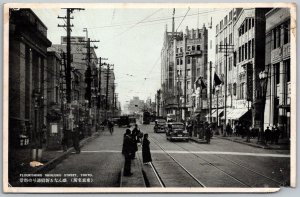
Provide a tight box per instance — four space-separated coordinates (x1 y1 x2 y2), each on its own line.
216 135 289 150
190 135 289 150
10 131 100 185
120 144 146 187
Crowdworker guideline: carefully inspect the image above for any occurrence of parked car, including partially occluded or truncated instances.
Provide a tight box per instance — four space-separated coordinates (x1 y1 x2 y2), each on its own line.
165 122 189 141
154 119 167 133
111 117 120 125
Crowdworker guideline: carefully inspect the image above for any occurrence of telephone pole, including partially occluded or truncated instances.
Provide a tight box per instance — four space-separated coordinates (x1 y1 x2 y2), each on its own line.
58 8 84 104
105 64 114 120
219 43 234 135
209 61 212 123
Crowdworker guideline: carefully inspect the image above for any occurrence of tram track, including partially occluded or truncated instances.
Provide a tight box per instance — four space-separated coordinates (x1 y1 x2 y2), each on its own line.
148 136 206 187
154 132 285 187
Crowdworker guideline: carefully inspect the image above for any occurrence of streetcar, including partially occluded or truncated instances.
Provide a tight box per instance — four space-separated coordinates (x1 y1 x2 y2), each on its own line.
142 111 151 124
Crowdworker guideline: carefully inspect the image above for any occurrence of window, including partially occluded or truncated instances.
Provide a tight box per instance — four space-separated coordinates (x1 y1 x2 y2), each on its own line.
180 47 183 53
233 83 237 96
248 40 251 59
224 37 227 45
229 11 233 20
187 81 191 89
228 83 232 95
187 46 191 51
179 70 182 76
219 62 222 74
176 48 179 53
192 45 195 51
286 59 290 82
275 63 280 84
252 18 254 27
277 27 281 47
216 24 219 34
234 51 237 66
225 15 228 25
187 69 191 76
240 82 245 99
220 20 223 29
187 57 191 64
229 57 232 71
216 44 218 54
238 47 241 62
284 22 290 44
197 45 201 51
229 33 233 44
245 43 248 60
252 39 254 58
248 18 251 30
197 68 200 76
245 20 248 32
242 45 244 61
180 58 183 65
273 28 277 49
177 58 180 65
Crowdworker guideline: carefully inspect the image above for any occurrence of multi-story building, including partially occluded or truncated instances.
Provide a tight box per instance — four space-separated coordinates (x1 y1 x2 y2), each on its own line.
233 8 271 130
9 8 52 181
161 24 208 121
214 8 242 126
264 8 291 137
46 50 63 149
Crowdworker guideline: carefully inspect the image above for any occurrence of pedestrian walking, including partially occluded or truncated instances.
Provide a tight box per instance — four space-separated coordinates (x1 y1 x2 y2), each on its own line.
72 125 81 154
273 125 280 145
142 133 152 164
264 126 271 144
205 122 211 144
131 124 139 159
122 129 134 176
246 125 251 142
108 120 114 135
226 123 232 137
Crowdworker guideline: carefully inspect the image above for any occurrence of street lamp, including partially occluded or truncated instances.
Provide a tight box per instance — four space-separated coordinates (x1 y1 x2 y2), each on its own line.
257 70 268 144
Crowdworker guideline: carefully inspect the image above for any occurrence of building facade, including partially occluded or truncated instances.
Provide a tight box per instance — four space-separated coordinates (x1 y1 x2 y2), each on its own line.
213 8 242 126
161 25 208 121
9 8 52 151
264 8 291 137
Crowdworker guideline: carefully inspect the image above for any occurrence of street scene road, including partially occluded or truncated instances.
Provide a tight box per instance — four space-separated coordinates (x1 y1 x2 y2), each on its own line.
6 6 294 191
33 122 289 188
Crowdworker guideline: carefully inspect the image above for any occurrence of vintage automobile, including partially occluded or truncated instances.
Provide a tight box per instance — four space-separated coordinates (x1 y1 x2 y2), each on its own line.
154 119 167 133
165 122 189 141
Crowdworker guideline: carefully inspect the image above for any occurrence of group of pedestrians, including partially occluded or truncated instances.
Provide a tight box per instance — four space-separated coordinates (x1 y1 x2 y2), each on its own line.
264 125 281 145
122 124 152 176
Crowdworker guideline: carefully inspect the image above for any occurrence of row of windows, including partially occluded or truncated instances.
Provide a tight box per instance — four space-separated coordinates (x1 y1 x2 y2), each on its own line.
238 18 255 37
216 10 234 34
176 57 201 65
272 21 290 49
176 45 201 53
238 39 254 62
215 33 233 54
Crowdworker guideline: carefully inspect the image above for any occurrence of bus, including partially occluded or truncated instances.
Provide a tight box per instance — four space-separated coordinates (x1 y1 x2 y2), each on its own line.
142 111 151 124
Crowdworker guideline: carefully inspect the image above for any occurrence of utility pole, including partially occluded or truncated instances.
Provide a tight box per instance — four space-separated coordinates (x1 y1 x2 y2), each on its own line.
209 61 212 123
58 8 84 104
105 64 114 120
219 43 234 135
58 8 84 145
183 35 187 121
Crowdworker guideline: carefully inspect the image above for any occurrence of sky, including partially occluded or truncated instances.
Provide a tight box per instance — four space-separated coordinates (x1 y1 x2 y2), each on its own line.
33 6 228 110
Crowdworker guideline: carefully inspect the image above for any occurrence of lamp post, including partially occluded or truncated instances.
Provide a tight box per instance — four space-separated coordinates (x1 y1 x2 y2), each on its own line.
258 70 268 144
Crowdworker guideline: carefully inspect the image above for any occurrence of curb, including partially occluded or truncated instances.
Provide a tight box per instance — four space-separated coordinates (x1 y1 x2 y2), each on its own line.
216 136 289 150
33 132 100 174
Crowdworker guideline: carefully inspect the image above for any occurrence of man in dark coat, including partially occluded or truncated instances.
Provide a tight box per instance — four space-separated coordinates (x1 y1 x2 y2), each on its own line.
131 124 139 159
142 133 152 164
122 129 133 176
264 126 271 144
205 123 211 144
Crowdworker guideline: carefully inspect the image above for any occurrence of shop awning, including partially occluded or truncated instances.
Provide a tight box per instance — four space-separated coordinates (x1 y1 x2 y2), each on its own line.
227 108 249 120
205 109 216 118
221 108 234 119
211 109 224 118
